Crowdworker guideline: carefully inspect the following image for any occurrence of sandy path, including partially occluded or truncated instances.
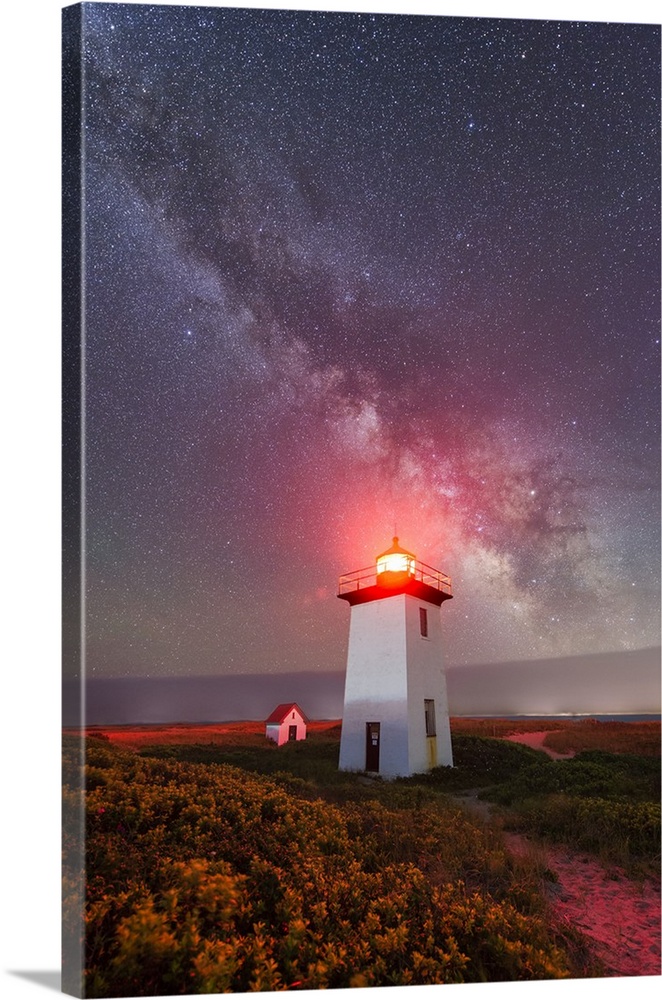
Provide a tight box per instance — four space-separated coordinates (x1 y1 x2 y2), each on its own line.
502 829 661 978
504 730 575 759
491 733 660 975
455 727 661 979
457 792 661 977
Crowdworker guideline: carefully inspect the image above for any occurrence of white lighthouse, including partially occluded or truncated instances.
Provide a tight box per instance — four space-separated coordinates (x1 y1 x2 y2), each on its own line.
337 537 454 778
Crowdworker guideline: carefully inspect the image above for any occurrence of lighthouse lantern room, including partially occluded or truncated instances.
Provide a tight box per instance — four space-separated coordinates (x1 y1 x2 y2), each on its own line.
337 537 454 778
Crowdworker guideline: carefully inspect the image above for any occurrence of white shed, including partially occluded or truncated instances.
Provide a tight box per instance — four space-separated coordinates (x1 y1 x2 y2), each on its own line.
265 703 308 746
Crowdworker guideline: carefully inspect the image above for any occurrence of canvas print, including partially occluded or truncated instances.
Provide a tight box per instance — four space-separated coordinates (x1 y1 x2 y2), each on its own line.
62 1 661 997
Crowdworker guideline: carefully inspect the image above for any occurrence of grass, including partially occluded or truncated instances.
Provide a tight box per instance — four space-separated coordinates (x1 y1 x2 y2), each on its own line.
136 723 347 789
451 717 661 756
540 721 661 757
451 718 570 738
403 735 544 789
446 720 661 872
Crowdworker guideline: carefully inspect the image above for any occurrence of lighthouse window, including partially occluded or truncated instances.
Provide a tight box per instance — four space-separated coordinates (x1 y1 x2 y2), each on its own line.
424 699 436 737
419 607 428 637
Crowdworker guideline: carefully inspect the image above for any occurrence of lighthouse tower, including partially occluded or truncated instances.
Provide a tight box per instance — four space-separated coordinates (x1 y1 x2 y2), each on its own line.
337 538 454 778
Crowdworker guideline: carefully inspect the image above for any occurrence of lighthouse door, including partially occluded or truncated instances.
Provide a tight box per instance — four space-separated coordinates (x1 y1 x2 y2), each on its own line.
365 722 380 771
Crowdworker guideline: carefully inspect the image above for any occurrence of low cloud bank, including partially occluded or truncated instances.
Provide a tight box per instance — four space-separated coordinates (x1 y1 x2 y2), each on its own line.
446 647 660 717
64 647 660 726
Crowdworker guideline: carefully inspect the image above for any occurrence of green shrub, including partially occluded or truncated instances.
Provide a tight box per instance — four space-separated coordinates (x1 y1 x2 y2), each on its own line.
139 735 344 786
401 736 542 792
511 795 660 865
488 751 660 807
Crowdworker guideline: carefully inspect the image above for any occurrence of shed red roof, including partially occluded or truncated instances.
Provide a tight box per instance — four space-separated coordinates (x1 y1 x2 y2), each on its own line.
264 702 308 725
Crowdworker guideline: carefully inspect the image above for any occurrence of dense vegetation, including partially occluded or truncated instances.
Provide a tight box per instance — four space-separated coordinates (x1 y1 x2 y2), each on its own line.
402 738 659 871
138 729 661 870
65 736 579 997
483 749 660 869
64 719 660 996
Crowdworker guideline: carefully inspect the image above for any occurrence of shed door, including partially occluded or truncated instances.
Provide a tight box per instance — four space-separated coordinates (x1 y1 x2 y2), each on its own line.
365 722 380 771
288 725 297 741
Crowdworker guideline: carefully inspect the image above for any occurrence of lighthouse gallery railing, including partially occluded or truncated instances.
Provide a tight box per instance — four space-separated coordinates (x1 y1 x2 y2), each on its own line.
338 561 452 597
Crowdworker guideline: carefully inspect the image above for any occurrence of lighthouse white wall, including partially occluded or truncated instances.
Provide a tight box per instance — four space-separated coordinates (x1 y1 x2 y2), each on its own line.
403 596 453 773
339 593 453 777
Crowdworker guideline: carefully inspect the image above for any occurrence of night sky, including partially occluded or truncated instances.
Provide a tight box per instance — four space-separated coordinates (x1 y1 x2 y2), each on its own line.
67 1 660 685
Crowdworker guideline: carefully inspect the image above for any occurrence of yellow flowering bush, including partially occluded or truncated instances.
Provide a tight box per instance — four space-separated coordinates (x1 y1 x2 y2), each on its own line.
70 739 571 996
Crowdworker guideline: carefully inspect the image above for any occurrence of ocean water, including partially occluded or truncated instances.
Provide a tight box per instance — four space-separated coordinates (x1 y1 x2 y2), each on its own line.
458 714 661 723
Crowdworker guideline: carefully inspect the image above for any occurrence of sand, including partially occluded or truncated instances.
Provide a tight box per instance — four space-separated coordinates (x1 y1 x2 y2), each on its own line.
504 729 576 759
501 828 661 977
546 844 660 976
